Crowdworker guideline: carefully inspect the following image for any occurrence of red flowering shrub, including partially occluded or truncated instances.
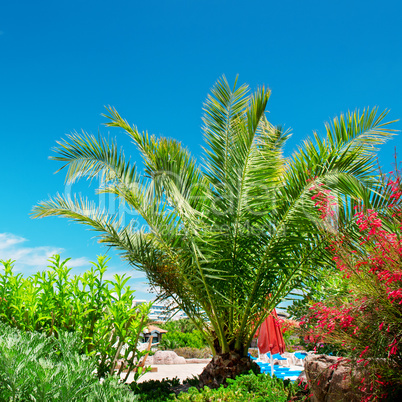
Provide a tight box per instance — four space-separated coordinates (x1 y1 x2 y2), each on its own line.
277 318 299 334
300 165 402 400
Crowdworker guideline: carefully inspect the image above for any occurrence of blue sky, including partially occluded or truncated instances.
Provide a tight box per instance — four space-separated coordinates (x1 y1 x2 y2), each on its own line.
0 0 401 300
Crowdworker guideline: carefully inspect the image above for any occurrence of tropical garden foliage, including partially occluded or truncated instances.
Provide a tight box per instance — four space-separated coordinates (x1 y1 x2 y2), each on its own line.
0 255 151 380
158 330 207 351
32 76 396 382
158 319 209 350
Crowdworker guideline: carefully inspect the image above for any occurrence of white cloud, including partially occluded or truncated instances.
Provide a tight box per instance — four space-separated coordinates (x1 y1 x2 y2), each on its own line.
0 232 89 273
0 233 26 250
68 257 91 268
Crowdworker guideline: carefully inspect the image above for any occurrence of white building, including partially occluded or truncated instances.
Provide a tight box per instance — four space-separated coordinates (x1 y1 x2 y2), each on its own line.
134 299 189 322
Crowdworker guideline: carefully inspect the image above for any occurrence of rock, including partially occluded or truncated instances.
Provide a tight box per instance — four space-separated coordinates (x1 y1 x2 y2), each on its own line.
297 370 307 384
149 350 187 365
304 354 367 402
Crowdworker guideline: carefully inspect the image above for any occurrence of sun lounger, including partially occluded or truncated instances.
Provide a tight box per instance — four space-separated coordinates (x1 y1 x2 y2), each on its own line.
293 352 307 366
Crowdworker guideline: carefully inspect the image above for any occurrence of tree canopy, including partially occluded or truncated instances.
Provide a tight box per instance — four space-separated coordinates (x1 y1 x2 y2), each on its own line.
33 76 396 358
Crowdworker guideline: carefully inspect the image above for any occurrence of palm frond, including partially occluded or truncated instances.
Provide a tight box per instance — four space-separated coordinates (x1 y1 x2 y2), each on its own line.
51 131 138 186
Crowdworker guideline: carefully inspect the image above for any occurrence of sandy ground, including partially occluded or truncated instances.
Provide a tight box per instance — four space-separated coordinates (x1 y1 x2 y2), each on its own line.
123 363 208 383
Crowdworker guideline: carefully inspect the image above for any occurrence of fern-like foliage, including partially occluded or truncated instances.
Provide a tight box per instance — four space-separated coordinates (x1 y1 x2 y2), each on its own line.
0 323 137 401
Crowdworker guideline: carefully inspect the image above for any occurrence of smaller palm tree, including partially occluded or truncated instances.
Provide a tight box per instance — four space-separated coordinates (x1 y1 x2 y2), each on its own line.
33 76 396 385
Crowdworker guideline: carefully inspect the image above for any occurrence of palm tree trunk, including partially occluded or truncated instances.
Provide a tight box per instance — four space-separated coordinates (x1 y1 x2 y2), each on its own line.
199 351 260 388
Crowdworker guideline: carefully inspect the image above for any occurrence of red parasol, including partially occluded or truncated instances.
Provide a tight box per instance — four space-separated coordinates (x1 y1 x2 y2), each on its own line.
255 309 285 375
256 308 285 355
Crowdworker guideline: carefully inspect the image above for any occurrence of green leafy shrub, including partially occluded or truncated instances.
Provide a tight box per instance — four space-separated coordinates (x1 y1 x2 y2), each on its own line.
0 255 151 380
183 376 200 387
0 322 137 401
158 319 209 351
131 377 179 401
176 372 298 401
130 373 301 401
159 330 207 350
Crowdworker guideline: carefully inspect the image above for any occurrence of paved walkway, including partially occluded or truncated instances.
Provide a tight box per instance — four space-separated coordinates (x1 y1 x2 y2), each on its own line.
123 363 208 383
122 361 304 384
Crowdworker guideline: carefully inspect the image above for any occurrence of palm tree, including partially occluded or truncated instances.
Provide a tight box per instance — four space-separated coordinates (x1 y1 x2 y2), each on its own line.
33 77 396 385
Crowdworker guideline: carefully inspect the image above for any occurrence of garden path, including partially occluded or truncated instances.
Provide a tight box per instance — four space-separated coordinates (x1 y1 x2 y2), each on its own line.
122 363 208 383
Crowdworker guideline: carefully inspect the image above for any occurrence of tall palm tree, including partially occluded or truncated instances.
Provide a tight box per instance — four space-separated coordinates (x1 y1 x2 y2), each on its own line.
33 77 396 385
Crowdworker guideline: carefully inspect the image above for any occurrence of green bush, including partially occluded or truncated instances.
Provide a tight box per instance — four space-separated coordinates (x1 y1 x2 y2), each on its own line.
0 322 136 401
177 372 298 401
159 330 207 350
158 319 209 350
131 372 299 402
131 377 179 401
0 255 151 380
